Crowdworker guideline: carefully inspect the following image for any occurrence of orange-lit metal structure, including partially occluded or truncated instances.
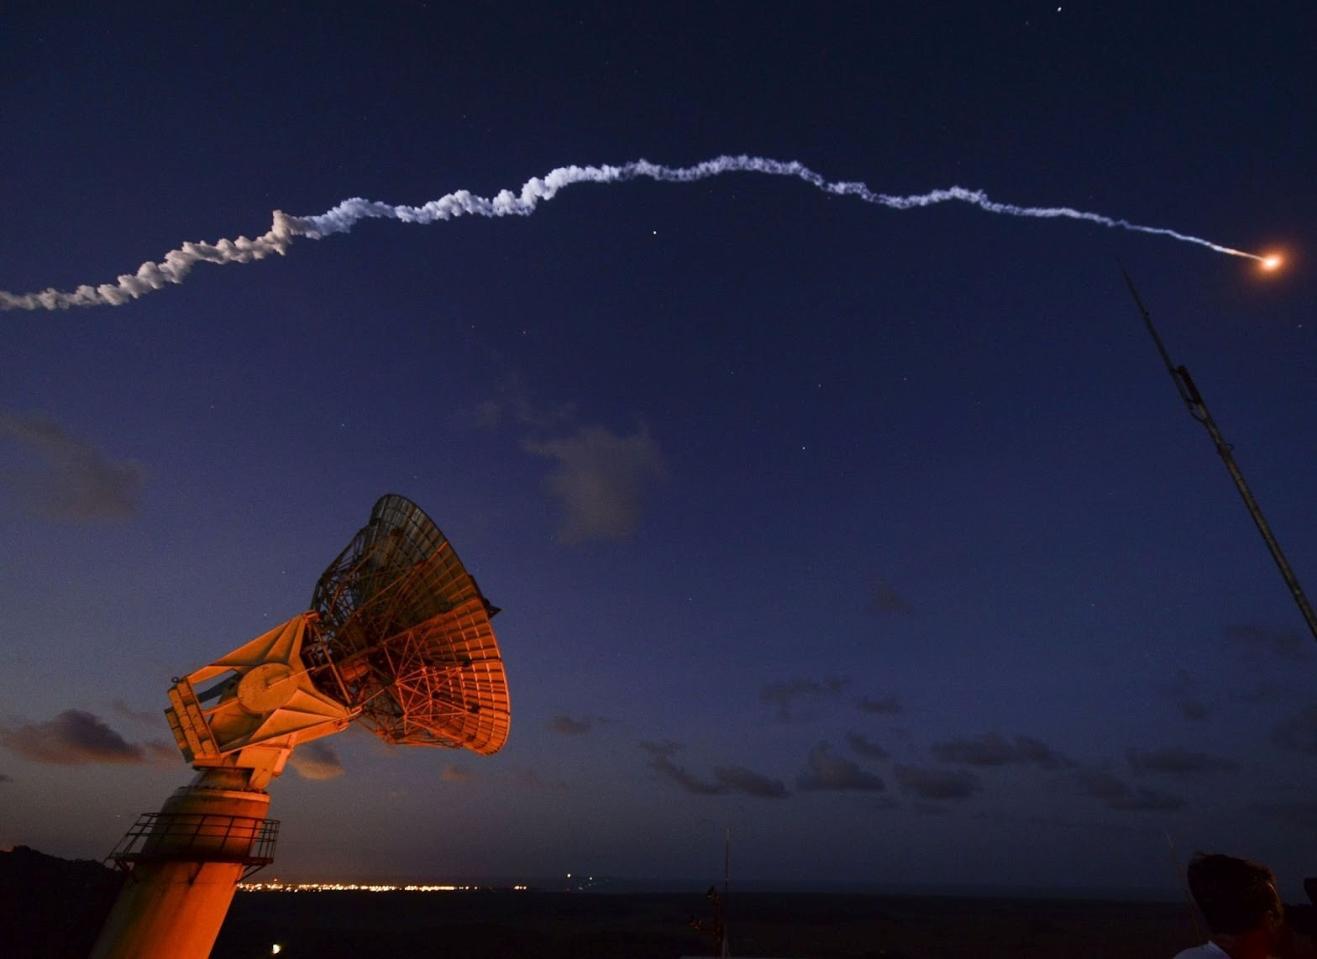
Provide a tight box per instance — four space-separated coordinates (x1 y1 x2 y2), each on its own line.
308 494 510 753
90 495 511 959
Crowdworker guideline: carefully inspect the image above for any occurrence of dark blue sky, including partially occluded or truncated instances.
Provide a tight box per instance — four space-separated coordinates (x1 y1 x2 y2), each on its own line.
2 2 1316 894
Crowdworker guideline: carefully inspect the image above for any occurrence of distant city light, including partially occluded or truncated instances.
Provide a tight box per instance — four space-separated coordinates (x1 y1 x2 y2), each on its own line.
238 880 529 893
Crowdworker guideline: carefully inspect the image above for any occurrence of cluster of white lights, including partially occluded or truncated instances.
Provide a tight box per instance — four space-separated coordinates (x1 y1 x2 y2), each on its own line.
239 880 528 893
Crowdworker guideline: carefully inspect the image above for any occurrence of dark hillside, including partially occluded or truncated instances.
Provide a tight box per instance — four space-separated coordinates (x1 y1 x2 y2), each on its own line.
0 846 122 959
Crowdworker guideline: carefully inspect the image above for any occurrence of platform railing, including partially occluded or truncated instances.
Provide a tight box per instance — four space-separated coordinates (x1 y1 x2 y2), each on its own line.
107 812 279 879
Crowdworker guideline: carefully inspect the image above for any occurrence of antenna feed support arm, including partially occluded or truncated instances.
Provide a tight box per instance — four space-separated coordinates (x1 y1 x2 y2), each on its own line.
164 612 357 789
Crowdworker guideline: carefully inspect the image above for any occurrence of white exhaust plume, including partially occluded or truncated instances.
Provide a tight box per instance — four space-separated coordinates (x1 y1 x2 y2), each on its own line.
0 155 1264 311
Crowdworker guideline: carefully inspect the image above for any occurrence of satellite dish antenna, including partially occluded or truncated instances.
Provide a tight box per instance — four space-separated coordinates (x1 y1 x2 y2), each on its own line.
90 495 510 959
307 493 510 754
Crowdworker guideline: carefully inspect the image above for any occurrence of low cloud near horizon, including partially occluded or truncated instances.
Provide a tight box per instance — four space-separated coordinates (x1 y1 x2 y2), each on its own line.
510 768 569 792
1226 623 1309 662
0 409 145 521
0 709 165 765
547 714 605 736
856 695 902 716
111 698 164 728
640 741 787 799
797 743 885 792
761 677 847 722
931 733 1070 770
1270 705 1317 755
1074 768 1185 812
1125 746 1237 777
1252 800 1317 827
1156 669 1210 723
892 764 980 801
845 732 888 760
868 578 915 616
289 741 345 781
442 763 475 783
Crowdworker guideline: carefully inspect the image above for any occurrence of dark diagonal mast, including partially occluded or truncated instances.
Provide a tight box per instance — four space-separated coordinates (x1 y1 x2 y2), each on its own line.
1123 271 1317 642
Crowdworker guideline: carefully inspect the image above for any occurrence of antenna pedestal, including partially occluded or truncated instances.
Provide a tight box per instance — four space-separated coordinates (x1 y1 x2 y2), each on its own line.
89 495 510 957
90 771 276 959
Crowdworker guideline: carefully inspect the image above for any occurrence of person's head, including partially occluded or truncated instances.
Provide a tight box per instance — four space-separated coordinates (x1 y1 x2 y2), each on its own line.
1187 852 1284 942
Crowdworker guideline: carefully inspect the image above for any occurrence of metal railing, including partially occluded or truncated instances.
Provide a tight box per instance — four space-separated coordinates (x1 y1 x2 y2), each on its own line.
107 812 279 879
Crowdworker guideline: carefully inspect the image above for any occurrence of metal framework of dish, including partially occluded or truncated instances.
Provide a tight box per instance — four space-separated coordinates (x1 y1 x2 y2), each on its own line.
306 494 511 753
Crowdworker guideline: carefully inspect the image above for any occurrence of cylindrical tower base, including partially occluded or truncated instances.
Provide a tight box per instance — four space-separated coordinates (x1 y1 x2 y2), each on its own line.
91 771 274 959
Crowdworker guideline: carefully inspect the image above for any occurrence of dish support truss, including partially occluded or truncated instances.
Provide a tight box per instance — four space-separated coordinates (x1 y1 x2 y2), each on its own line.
308 504 510 754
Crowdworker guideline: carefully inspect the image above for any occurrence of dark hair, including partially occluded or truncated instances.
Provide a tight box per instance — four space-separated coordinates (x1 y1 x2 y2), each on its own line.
1187 853 1281 935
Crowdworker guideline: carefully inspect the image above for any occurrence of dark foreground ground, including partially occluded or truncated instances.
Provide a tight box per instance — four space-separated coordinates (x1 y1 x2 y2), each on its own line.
213 888 1204 959
9 847 1309 959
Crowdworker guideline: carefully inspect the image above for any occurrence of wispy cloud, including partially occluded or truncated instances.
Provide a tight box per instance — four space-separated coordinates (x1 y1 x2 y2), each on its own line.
856 695 902 716
547 714 603 736
1074 769 1185 812
111 699 163 728
761 677 847 722
145 740 179 764
0 410 145 521
845 732 889 760
470 374 577 431
524 425 666 544
510 768 569 792
1226 623 1310 662
972 809 1143 835
1270 705 1317 755
931 733 1071 770
442 763 475 783
0 709 152 764
1235 681 1297 706
641 741 722 795
1156 669 1211 722
640 742 787 799
892 764 980 801
713 765 789 799
1252 800 1317 827
797 743 885 792
289 741 345 781
1125 747 1237 777
868 578 915 616
912 801 951 816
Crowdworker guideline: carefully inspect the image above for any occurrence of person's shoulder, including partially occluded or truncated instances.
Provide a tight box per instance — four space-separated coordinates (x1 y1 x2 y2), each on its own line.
1171 944 1226 959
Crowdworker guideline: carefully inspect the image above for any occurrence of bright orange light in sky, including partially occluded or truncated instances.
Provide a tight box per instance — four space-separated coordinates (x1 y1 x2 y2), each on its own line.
1260 253 1284 272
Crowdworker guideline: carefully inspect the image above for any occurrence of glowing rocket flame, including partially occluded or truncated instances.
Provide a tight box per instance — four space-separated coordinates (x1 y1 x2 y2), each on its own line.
1260 254 1283 272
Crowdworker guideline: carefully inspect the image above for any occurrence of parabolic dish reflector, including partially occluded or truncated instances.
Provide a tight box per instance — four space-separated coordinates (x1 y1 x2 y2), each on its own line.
307 494 510 754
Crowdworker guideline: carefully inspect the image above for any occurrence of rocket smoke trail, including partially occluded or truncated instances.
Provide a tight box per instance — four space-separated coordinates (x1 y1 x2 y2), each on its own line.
0 155 1266 311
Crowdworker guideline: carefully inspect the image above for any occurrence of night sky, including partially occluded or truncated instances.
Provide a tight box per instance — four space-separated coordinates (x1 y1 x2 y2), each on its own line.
3 3 1316 896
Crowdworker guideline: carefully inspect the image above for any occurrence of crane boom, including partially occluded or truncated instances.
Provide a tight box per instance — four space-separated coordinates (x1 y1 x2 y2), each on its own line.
1123 271 1317 642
